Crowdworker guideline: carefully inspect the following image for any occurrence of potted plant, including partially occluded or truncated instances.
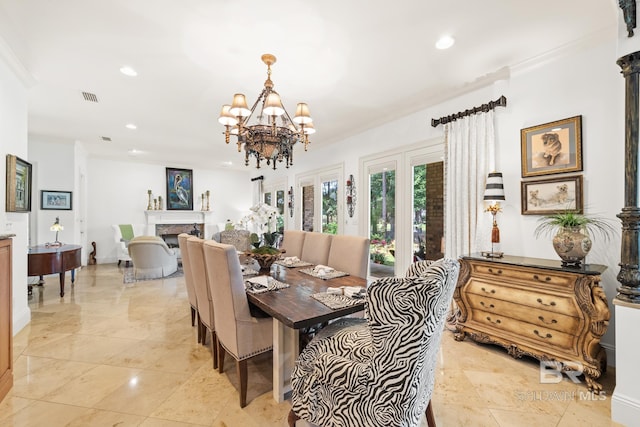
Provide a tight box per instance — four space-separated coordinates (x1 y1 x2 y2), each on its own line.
534 210 616 266
241 203 282 270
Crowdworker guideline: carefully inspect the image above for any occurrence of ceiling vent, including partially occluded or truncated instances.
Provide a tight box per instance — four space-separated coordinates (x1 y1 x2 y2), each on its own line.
82 91 99 103
101 136 112 142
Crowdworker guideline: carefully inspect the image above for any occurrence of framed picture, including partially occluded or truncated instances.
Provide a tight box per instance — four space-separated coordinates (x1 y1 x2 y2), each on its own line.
6 154 32 212
166 167 193 210
41 190 73 210
521 175 583 215
520 115 582 177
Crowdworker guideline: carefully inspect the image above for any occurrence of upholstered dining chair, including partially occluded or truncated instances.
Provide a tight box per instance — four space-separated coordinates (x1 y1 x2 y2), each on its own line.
280 230 306 258
288 258 460 427
202 240 273 408
177 234 200 340
327 234 371 278
300 232 333 266
186 236 218 369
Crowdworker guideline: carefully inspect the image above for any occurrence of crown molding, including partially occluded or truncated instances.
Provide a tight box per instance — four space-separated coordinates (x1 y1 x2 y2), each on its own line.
0 35 36 88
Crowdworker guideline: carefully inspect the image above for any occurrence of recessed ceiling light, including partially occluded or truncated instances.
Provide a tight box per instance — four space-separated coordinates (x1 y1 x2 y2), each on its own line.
128 148 142 155
222 161 233 167
125 123 137 130
435 35 455 50
120 66 138 77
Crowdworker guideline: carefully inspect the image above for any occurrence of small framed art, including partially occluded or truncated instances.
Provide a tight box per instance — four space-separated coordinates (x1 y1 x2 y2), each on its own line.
41 190 73 210
6 154 32 212
521 175 583 215
520 115 582 178
166 167 194 210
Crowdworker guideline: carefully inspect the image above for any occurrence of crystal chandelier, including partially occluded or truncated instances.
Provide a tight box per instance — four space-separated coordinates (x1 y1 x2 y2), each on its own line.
218 54 315 170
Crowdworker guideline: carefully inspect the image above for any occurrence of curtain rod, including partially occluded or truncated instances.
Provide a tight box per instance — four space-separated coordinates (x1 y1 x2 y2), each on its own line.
430 95 507 128
250 175 264 182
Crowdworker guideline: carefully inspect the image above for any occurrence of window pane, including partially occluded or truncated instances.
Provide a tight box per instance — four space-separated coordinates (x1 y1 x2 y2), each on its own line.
413 162 444 261
321 179 338 234
302 185 314 231
369 169 395 277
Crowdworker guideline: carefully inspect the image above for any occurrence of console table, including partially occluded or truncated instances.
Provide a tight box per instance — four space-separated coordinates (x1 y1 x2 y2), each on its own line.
451 254 609 392
28 244 82 297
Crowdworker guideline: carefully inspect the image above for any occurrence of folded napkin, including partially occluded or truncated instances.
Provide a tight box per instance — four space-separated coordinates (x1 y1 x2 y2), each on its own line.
244 276 289 294
313 264 335 277
282 256 300 266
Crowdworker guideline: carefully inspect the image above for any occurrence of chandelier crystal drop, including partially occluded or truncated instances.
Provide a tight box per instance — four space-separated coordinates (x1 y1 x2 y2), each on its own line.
218 53 314 170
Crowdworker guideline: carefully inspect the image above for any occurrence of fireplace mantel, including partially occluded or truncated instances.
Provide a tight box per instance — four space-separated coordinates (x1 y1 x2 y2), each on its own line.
144 210 213 225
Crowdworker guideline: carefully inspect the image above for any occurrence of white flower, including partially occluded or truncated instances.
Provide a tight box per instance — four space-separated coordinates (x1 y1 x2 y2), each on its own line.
241 203 281 234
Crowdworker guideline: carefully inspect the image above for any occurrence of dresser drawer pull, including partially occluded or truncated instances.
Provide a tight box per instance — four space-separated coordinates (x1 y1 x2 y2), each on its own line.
486 316 501 325
538 316 558 325
534 330 553 339
480 301 495 309
481 287 496 294
533 274 552 283
487 268 502 275
536 298 556 307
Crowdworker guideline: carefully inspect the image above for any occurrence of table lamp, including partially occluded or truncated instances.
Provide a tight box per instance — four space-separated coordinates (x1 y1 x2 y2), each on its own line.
482 172 505 258
50 217 64 246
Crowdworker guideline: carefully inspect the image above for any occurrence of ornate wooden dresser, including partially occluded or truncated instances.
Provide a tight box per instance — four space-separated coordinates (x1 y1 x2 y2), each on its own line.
452 254 609 392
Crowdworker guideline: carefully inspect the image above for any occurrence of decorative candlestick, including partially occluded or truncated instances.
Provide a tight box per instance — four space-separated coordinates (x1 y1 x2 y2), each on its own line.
158 195 163 210
201 193 205 211
206 190 211 211
147 190 153 210
153 198 158 210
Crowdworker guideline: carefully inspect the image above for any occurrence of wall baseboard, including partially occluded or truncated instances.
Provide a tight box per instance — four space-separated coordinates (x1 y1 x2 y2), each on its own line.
612 392 640 426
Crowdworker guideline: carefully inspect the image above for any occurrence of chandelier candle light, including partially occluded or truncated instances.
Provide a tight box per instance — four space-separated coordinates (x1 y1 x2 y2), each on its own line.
218 53 315 170
481 172 505 258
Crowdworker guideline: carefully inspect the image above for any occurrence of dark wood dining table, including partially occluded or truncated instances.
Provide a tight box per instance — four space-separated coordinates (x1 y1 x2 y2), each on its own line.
246 263 369 402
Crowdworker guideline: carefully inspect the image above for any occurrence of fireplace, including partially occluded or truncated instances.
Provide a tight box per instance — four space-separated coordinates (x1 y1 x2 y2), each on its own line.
156 223 203 247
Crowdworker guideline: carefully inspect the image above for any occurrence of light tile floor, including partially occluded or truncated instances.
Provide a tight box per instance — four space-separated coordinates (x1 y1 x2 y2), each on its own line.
0 264 623 427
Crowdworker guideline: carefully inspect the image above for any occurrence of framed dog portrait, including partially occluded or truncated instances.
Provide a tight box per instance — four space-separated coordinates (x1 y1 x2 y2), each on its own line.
521 175 583 215
521 115 582 177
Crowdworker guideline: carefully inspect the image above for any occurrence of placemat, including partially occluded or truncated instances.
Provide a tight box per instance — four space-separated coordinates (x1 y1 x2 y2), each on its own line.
244 276 290 294
299 268 349 280
274 259 313 268
311 292 365 310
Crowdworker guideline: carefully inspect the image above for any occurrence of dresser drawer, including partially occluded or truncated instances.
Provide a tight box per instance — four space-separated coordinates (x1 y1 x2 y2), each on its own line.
466 294 582 335
470 310 577 352
471 262 575 288
466 279 580 318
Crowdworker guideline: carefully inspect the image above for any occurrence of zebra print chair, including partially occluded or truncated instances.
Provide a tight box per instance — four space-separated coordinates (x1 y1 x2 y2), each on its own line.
288 258 459 427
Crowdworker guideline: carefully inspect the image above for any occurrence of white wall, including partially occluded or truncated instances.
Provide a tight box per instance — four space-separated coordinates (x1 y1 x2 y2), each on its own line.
0 42 31 333
86 158 253 263
273 36 623 353
28 138 76 247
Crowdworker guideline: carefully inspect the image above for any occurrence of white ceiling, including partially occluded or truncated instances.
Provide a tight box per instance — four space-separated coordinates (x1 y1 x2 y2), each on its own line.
0 0 618 171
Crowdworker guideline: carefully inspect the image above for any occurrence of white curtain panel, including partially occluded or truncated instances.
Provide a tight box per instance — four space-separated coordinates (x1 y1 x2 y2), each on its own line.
444 110 496 258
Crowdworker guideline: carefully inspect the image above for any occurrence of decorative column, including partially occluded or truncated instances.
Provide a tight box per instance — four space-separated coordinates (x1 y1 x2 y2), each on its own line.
616 50 640 304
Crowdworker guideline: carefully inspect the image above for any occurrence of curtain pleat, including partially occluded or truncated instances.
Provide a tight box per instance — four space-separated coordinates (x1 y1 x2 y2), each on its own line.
444 110 496 258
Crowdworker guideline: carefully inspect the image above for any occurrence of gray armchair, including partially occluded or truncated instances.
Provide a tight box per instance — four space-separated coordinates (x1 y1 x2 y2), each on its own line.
288 258 460 427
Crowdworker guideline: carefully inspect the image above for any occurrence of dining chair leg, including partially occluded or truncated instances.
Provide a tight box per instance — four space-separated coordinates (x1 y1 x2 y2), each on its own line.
190 306 196 326
196 315 202 344
425 400 436 427
217 341 225 374
237 359 248 408
210 330 218 369
287 409 300 427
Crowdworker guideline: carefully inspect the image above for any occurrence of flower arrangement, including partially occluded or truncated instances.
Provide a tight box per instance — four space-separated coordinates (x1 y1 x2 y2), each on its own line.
241 203 282 255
